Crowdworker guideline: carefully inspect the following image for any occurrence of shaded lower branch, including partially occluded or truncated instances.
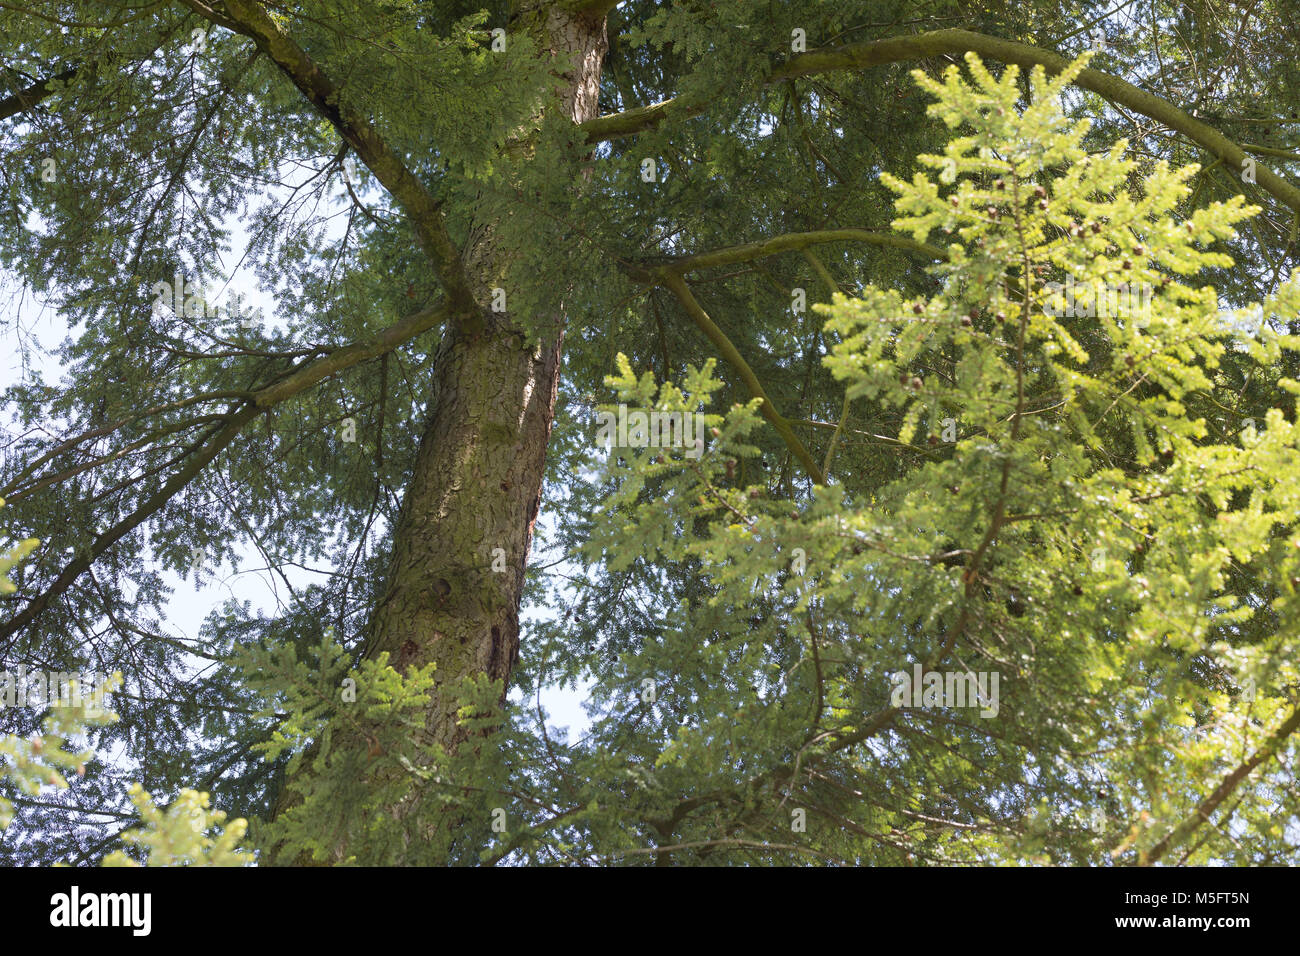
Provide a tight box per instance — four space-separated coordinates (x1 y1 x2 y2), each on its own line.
0 66 80 122
631 228 945 279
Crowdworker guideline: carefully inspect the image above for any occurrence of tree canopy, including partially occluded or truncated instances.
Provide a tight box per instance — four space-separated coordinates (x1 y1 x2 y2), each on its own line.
1 0 1298 866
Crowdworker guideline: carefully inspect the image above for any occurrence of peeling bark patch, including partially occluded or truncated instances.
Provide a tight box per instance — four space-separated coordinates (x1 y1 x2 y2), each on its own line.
398 639 418 669
490 625 503 677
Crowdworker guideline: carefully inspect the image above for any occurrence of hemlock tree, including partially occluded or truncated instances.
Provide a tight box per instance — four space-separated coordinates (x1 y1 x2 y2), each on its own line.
0 1 1298 865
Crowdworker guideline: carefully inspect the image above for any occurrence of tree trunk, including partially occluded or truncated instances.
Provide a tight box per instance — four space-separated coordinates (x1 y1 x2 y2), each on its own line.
362 312 561 752
268 0 608 862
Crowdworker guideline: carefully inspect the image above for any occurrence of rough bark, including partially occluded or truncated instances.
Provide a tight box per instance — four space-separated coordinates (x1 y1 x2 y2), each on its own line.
367 0 607 757
361 312 562 752
267 0 608 862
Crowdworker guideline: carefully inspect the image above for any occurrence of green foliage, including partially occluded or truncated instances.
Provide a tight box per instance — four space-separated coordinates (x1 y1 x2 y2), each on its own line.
233 631 517 865
0 674 115 833
101 785 254 867
0 665 253 865
2 520 252 863
4 0 1299 867
512 52 1300 864
0 673 254 865
0 499 38 598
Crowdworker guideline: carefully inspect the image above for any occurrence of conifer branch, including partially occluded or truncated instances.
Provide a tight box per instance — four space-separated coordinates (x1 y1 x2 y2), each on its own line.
580 28 1300 213
0 302 449 647
1139 703 1300 866
0 20 178 123
659 272 827 486
0 65 80 121
637 230 944 486
180 0 482 327
633 228 945 279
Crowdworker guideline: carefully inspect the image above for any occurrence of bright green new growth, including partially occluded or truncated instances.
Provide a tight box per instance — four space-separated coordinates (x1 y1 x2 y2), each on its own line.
101 785 254 867
0 670 253 864
0 499 38 599
231 630 523 865
0 669 253 865
817 52 1300 862
1 501 252 864
571 53 1300 864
